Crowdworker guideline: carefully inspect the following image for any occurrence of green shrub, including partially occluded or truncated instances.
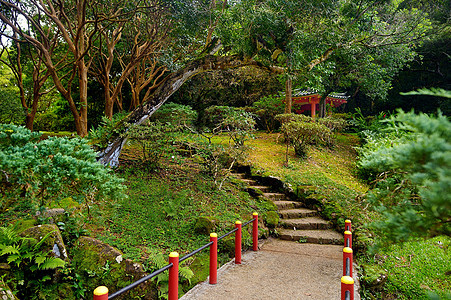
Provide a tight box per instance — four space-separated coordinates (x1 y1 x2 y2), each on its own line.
126 121 179 169
252 94 285 132
276 114 331 159
357 110 451 242
0 124 126 214
151 103 198 128
201 106 236 130
349 107 389 135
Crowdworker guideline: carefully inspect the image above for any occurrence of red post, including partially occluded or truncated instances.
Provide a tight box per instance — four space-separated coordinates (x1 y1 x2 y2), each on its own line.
344 230 352 249
252 212 258 251
341 276 354 300
235 221 242 264
311 100 316 118
209 233 218 284
168 252 179 300
343 247 353 277
93 286 108 300
345 219 352 232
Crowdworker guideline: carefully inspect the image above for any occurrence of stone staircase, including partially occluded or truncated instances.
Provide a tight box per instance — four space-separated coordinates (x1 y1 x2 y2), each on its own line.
232 172 343 245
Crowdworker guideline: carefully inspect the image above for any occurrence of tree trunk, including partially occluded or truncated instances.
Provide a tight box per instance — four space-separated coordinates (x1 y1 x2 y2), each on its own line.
319 90 332 118
284 77 292 114
97 54 281 166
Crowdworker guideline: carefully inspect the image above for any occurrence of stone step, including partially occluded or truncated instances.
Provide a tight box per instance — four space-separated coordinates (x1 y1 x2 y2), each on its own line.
278 229 343 245
273 201 304 210
241 179 258 185
280 217 332 230
262 192 287 201
278 208 318 219
231 173 247 179
249 185 271 193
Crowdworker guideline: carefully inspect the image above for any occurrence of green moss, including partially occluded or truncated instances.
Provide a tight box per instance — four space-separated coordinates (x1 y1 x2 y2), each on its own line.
54 197 80 209
194 216 216 235
71 238 152 299
13 219 36 233
264 211 279 228
295 185 317 198
188 252 210 287
260 197 278 211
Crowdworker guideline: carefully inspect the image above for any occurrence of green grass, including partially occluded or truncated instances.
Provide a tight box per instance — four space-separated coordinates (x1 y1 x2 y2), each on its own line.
374 236 451 300
244 132 370 227
86 148 270 288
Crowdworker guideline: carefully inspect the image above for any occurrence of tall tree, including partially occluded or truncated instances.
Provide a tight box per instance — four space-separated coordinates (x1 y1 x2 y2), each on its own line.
89 1 171 118
96 0 432 165
0 0 151 135
0 35 52 130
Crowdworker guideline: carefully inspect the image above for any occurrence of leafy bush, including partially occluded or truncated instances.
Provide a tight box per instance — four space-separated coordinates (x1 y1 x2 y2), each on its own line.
0 124 126 214
151 103 198 128
349 107 389 134
251 94 285 132
279 118 331 158
201 106 235 130
126 121 180 169
186 106 256 188
88 112 128 148
276 113 333 161
357 110 451 242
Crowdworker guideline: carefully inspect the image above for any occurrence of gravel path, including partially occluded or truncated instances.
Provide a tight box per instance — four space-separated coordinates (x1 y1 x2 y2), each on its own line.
181 238 360 300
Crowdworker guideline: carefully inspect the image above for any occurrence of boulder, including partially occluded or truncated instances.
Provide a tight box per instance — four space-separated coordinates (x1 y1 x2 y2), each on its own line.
194 217 216 235
73 236 156 299
19 224 68 261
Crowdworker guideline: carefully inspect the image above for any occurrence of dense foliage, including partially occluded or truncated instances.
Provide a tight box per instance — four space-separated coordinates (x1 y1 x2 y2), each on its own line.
0 124 126 216
0 226 66 298
357 110 451 242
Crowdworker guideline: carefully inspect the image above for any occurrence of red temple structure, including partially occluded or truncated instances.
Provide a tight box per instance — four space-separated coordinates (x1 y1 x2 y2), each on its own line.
291 89 349 117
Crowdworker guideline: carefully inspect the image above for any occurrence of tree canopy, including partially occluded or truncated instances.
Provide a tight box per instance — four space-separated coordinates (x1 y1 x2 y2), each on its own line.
0 0 443 165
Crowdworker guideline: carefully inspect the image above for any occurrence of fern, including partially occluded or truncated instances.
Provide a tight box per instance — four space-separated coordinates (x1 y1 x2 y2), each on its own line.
39 257 66 270
34 254 47 267
0 227 20 245
0 245 20 256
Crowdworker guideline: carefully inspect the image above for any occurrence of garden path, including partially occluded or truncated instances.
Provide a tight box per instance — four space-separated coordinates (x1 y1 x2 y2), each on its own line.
181 172 360 299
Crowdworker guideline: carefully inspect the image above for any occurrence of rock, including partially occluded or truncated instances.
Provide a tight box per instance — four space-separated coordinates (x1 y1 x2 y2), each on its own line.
194 216 216 235
73 236 156 300
19 224 68 261
35 208 66 224
0 281 18 300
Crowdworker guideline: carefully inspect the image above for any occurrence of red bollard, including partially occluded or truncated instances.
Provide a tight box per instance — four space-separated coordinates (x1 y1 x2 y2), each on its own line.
235 221 242 264
209 233 218 284
93 286 108 300
345 219 352 232
343 247 353 277
341 276 354 300
252 212 258 251
344 230 352 249
168 252 179 300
